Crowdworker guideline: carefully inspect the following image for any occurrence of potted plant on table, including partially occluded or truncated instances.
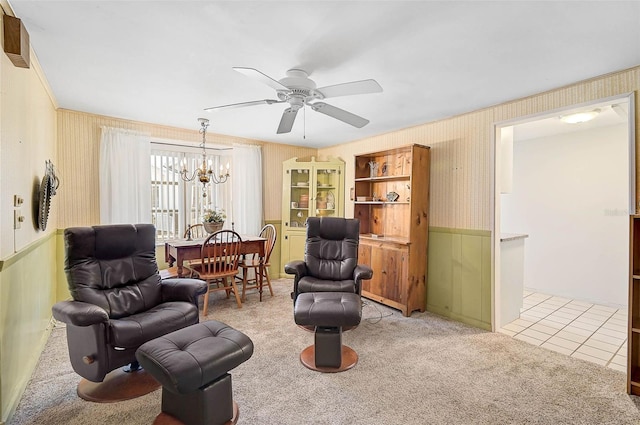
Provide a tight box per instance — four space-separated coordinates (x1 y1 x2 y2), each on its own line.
202 208 226 233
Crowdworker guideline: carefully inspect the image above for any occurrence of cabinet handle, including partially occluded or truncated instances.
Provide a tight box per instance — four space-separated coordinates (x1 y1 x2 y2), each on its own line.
382 270 387 274
285 235 288 240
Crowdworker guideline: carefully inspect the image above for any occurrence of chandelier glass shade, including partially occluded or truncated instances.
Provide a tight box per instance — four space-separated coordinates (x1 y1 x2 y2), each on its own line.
179 118 230 197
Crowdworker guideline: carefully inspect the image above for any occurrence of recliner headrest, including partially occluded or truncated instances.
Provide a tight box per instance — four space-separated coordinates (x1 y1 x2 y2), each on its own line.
64 223 161 318
306 217 359 240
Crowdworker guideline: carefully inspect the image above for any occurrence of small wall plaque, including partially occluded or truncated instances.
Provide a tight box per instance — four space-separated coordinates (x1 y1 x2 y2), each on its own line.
3 15 30 68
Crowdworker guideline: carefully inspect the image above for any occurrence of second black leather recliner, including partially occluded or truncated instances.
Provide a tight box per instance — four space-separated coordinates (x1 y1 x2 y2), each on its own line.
52 224 207 401
286 217 373 302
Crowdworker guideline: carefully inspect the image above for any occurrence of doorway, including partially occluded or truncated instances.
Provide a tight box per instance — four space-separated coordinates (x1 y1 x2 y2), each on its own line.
493 94 635 364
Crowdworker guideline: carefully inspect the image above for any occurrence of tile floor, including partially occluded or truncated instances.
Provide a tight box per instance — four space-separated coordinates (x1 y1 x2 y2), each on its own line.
499 290 627 372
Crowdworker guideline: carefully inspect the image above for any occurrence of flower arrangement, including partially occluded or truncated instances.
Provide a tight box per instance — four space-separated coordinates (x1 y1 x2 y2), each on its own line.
202 208 226 223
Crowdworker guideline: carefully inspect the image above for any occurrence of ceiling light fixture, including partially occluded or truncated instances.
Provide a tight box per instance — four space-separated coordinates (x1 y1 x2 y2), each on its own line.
179 118 230 197
559 108 600 124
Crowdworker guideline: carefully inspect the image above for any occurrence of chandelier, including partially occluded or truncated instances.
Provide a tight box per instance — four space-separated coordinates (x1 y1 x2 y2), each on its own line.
179 118 230 197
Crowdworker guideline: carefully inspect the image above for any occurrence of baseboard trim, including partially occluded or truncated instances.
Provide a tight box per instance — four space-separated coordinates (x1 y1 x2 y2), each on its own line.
427 304 491 331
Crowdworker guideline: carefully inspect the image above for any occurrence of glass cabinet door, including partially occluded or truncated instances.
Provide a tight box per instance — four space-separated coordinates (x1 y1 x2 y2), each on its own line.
289 167 310 229
281 157 345 276
314 166 340 218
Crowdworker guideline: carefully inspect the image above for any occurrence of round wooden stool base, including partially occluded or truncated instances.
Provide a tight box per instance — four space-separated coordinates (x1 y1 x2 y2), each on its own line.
300 345 358 373
77 368 160 402
152 401 239 425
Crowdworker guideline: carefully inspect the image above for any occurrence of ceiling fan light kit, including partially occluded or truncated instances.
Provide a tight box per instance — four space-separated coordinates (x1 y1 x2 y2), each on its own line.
205 67 382 134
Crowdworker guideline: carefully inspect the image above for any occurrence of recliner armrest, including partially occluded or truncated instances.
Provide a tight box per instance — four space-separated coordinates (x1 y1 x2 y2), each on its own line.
161 278 208 305
354 265 373 282
284 260 307 277
286 260 309 301
52 301 109 326
353 264 374 295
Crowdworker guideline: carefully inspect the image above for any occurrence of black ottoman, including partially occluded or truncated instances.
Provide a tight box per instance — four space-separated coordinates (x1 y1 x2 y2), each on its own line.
294 292 362 372
136 321 253 425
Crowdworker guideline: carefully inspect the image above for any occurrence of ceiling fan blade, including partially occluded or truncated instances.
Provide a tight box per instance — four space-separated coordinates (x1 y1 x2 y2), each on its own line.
277 107 299 134
233 67 289 91
204 99 282 112
316 79 382 99
310 102 369 128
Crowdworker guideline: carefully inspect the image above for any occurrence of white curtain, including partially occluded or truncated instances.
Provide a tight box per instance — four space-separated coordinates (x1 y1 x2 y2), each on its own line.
99 127 152 224
232 144 262 235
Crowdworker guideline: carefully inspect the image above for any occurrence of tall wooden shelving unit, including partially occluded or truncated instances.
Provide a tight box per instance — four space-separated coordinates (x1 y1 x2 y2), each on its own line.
353 144 430 317
629 215 640 395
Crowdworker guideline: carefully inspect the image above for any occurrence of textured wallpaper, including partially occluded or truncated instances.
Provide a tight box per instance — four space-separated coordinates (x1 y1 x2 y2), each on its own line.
320 67 640 230
56 109 316 228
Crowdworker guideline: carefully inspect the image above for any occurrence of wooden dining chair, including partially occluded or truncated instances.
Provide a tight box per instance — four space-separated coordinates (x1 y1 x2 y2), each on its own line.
238 224 277 302
160 224 208 279
189 230 243 315
185 223 206 240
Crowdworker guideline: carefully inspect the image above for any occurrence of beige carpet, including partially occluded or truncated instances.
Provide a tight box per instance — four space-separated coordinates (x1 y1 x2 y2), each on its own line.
9 279 640 424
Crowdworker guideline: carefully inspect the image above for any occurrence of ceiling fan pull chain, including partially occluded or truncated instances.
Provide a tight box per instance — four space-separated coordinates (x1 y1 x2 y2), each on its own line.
303 105 306 140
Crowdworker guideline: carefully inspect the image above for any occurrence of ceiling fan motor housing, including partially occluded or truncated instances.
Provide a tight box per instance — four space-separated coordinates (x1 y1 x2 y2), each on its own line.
277 69 323 106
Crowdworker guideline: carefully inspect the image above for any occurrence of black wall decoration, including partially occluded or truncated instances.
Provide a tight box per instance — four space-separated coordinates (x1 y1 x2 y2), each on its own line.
37 160 59 231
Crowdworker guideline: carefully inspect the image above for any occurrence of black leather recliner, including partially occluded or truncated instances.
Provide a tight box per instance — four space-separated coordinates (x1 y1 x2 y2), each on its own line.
52 224 207 396
286 217 373 302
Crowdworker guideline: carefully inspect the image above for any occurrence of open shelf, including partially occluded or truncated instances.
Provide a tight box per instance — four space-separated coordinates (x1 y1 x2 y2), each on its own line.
628 215 640 395
630 365 640 395
359 234 410 245
354 201 410 205
355 175 411 182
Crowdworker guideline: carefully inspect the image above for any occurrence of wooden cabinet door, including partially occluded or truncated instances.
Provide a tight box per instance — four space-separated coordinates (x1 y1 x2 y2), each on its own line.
280 232 307 273
359 243 372 293
361 242 408 308
371 244 407 304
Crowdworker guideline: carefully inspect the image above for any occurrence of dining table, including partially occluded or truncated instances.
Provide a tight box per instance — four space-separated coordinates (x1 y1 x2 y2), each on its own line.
165 234 267 279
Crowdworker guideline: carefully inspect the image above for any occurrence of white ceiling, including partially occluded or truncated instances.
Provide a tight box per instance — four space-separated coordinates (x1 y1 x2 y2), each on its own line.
7 1 640 148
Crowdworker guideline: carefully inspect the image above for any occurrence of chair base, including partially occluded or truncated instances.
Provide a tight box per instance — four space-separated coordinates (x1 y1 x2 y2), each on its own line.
152 402 239 425
77 367 160 402
300 345 358 373
297 324 357 333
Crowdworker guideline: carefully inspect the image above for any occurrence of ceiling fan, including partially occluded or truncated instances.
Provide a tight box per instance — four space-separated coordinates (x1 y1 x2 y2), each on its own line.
205 67 383 134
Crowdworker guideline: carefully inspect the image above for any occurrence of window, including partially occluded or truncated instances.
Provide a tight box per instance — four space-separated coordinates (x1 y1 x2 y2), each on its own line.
151 142 232 240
